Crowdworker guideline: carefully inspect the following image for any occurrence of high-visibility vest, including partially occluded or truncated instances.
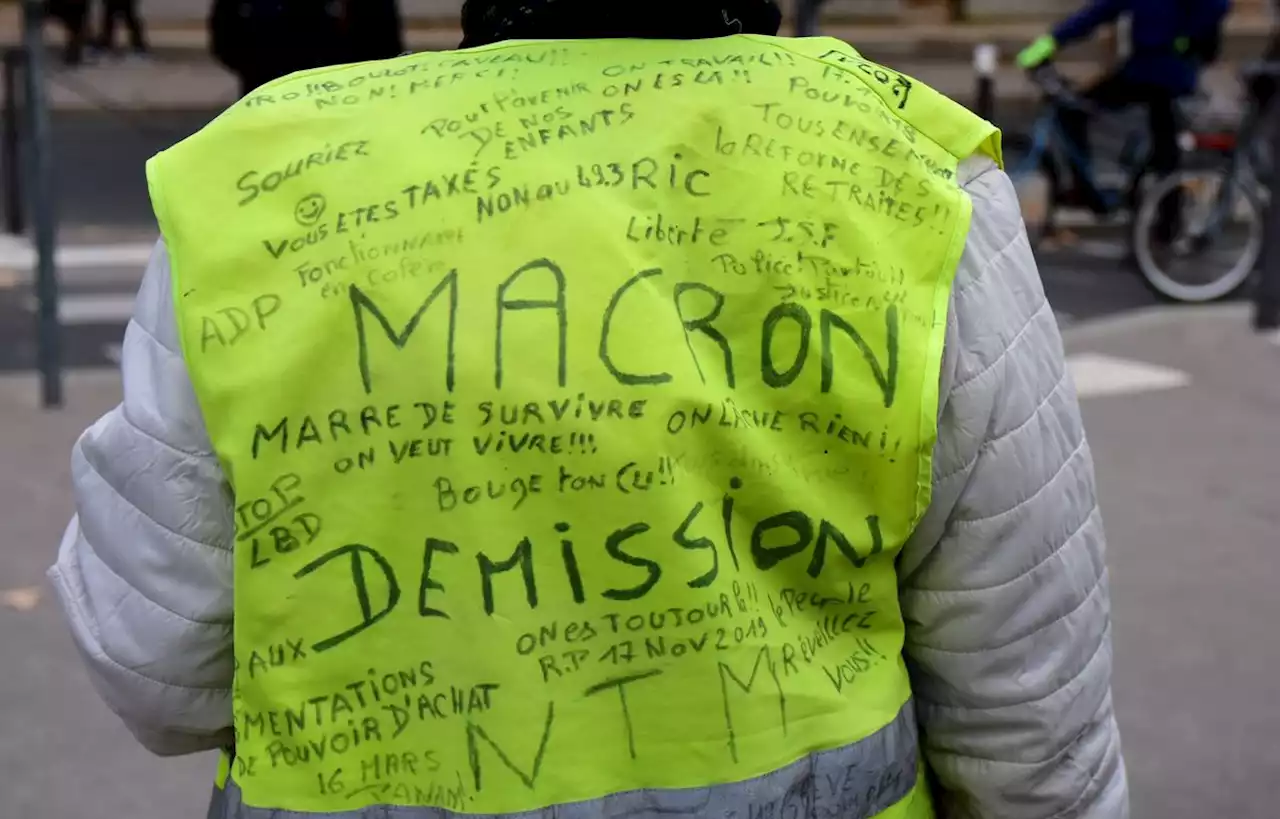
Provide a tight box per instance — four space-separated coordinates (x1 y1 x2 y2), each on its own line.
149 34 998 818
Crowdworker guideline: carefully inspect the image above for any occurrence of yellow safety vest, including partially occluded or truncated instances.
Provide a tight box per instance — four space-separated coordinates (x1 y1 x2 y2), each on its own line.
149 35 997 818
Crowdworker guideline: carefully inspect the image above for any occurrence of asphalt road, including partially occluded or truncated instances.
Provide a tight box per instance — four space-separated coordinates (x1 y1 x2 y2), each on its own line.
32 109 216 229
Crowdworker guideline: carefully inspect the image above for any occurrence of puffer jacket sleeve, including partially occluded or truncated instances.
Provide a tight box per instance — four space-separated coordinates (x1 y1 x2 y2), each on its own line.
48 242 236 757
900 157 1128 818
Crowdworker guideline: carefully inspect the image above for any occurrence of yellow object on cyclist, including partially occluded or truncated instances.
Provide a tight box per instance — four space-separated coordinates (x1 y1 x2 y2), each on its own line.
1017 35 1057 70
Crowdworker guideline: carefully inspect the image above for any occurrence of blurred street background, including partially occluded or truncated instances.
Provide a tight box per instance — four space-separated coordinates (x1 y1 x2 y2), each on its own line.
1 1 1279 817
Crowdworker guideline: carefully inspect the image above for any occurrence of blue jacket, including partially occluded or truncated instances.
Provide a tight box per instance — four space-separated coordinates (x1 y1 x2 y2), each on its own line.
1053 0 1231 95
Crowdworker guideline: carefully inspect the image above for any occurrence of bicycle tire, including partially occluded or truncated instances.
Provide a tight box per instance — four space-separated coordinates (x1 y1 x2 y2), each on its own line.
1132 169 1262 303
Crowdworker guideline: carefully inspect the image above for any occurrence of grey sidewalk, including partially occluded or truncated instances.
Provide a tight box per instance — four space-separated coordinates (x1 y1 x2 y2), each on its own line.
0 368 215 817
2 304 1278 817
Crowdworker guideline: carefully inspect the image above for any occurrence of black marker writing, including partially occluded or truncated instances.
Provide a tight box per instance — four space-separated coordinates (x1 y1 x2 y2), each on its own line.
237 141 370 206
584 670 664 760
495 259 568 389
467 702 555 792
352 271 458 395
418 539 459 619
295 544 401 653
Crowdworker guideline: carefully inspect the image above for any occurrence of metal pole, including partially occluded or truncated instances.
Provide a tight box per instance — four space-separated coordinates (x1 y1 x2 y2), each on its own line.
973 44 997 122
2 48 24 235
21 0 62 407
1257 97 1280 332
1256 9 1280 332
795 0 823 38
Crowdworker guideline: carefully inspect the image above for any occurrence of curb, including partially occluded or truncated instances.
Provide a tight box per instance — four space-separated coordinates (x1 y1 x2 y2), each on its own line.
1060 302 1251 343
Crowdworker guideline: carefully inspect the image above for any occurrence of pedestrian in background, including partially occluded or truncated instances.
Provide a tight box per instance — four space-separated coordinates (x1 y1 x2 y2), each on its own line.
345 0 405 62
47 0 91 66
209 0 403 97
95 0 149 58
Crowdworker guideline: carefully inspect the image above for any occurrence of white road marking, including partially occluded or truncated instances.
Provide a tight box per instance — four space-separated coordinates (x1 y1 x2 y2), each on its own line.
0 235 154 270
1073 239 1128 261
23 293 135 324
1068 352 1191 398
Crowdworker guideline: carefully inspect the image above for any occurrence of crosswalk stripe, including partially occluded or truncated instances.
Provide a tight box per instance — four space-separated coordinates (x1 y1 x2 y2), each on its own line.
1067 353 1191 398
24 293 135 325
0 236 155 270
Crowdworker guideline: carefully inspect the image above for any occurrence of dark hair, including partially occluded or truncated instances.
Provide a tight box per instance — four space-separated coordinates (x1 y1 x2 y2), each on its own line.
461 0 783 48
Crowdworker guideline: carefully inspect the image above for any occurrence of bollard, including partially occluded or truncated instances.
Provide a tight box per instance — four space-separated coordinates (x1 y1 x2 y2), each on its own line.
21 0 62 407
973 44 998 122
1254 59 1280 332
1255 116 1280 330
2 48 22 235
1257 36 1280 330
795 0 823 38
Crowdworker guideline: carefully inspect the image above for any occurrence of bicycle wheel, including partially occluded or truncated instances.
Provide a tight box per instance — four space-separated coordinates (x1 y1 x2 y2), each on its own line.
1003 132 1059 246
1132 169 1262 303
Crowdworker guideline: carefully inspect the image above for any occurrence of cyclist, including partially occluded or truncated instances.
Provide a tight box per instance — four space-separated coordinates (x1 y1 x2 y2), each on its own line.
1018 0 1232 217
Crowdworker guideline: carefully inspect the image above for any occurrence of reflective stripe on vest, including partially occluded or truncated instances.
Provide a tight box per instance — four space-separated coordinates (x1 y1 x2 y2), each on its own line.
208 702 926 819
150 34 996 817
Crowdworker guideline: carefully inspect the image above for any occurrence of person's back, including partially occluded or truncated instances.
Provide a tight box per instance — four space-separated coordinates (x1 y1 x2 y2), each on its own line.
210 0 354 95
51 2 1128 818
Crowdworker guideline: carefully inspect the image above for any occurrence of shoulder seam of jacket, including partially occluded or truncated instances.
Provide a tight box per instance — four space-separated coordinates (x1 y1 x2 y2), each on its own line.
946 160 1019 303
950 297 1050 393
911 568 1105 658
958 156 1001 190
78 452 234 556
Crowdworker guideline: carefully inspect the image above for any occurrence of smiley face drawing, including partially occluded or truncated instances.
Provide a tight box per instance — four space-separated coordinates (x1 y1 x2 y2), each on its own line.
294 194 327 227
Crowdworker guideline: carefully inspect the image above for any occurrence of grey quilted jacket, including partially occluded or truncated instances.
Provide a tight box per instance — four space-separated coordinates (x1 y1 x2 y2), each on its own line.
50 155 1128 819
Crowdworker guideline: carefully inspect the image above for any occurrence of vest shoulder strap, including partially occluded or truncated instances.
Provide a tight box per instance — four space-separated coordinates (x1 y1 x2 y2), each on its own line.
760 36 1002 169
